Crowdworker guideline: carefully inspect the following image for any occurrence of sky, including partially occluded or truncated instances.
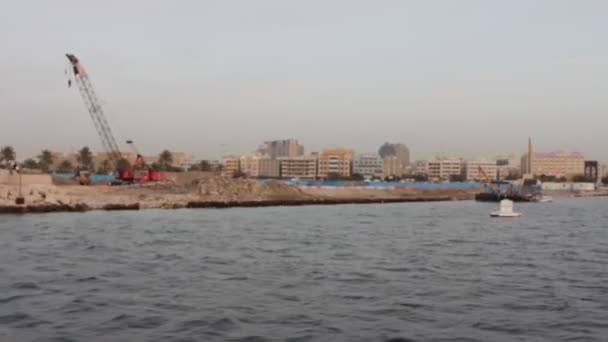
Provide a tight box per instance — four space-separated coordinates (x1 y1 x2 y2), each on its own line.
1 0 607 162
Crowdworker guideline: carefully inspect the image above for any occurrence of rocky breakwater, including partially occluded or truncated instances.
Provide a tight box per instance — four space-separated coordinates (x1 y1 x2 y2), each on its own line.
0 184 90 214
1 175 476 214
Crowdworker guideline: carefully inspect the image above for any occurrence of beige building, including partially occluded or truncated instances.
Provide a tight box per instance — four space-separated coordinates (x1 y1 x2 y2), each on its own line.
318 148 354 178
521 138 585 178
258 158 281 178
280 156 318 179
426 159 462 180
522 151 585 178
221 155 240 177
465 160 497 181
383 155 403 178
239 154 260 177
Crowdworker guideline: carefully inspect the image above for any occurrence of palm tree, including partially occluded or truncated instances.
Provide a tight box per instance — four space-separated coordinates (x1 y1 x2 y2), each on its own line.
57 160 74 173
76 146 94 170
158 150 173 170
38 150 54 172
1 146 16 168
22 159 39 169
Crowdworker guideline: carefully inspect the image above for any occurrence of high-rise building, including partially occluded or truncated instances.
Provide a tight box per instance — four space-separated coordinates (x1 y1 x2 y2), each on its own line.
280 156 318 179
353 154 384 178
258 139 304 159
318 148 354 178
378 142 410 167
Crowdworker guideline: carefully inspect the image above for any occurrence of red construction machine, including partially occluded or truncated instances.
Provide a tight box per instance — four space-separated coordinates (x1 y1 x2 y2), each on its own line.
66 53 165 184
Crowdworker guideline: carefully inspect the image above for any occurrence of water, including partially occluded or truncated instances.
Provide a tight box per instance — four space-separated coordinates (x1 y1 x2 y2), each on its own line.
1 198 607 342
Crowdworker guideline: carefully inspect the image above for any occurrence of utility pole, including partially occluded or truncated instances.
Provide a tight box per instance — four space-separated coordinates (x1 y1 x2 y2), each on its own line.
14 161 24 205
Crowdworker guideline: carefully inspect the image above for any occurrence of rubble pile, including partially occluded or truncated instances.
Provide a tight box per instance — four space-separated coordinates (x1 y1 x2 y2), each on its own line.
196 177 305 201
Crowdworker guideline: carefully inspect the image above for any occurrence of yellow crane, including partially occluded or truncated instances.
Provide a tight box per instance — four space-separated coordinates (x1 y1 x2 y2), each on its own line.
478 166 494 192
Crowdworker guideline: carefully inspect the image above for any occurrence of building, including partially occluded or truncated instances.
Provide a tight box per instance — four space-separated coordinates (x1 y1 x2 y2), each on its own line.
258 139 304 159
280 156 318 179
353 154 384 179
426 159 462 180
520 138 585 178
378 142 410 168
383 155 403 178
239 154 260 177
318 148 354 178
584 161 599 181
258 158 281 178
496 156 520 180
221 155 240 177
412 160 428 175
465 160 497 181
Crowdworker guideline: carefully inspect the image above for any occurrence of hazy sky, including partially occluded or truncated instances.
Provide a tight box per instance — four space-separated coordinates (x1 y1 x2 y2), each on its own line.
1 0 607 161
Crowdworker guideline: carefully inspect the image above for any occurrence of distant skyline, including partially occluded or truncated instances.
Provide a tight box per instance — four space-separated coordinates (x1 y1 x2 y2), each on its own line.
1 1 607 162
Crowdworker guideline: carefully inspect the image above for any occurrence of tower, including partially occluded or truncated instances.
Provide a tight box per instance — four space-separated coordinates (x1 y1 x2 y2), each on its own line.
527 137 533 175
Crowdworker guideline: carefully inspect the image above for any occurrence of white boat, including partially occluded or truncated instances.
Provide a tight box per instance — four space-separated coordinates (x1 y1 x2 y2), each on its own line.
539 195 553 203
491 199 522 217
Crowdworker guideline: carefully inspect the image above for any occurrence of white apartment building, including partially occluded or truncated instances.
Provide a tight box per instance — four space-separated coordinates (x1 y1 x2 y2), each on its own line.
465 160 498 181
426 159 462 180
353 154 384 178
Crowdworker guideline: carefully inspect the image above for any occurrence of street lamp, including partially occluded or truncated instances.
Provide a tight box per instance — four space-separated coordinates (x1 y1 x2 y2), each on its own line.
14 162 24 205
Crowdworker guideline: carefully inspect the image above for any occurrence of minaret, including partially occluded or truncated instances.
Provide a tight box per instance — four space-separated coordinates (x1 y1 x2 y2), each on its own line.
527 137 533 175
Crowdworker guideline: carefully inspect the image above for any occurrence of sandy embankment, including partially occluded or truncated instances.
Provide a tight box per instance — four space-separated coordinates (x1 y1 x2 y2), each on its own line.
0 173 481 213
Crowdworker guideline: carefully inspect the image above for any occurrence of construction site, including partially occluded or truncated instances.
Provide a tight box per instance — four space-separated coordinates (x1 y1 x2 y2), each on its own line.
2 54 604 213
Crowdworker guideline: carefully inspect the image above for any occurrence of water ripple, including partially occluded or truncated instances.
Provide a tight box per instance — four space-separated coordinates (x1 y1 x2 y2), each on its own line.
0 199 606 341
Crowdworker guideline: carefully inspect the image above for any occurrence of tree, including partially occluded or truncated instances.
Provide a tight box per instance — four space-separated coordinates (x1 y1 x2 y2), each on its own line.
571 174 593 182
200 160 212 171
351 173 364 181
38 150 54 172
449 174 466 182
97 159 112 174
403 173 428 182
378 143 396 158
76 146 94 170
22 158 39 169
327 172 343 181
57 160 74 173
158 150 173 170
1 146 16 168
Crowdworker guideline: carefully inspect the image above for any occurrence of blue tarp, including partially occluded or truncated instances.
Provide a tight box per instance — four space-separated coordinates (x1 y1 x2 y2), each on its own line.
257 179 498 189
54 173 115 184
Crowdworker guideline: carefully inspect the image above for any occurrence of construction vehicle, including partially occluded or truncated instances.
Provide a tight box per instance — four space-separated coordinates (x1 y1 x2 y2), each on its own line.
66 53 164 184
475 166 538 202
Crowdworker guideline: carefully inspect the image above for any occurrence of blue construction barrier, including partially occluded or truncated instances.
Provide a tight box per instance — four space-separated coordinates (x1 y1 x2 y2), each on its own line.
256 179 508 189
54 173 116 184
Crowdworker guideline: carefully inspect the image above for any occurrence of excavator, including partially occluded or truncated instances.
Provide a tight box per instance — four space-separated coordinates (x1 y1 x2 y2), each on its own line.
66 53 164 184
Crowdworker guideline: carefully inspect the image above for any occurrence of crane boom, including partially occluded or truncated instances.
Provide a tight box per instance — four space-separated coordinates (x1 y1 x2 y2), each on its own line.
478 166 493 189
66 53 122 163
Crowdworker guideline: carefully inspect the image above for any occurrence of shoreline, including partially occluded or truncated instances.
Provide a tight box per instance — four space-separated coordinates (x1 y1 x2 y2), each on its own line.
0 195 465 214
2 174 605 215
